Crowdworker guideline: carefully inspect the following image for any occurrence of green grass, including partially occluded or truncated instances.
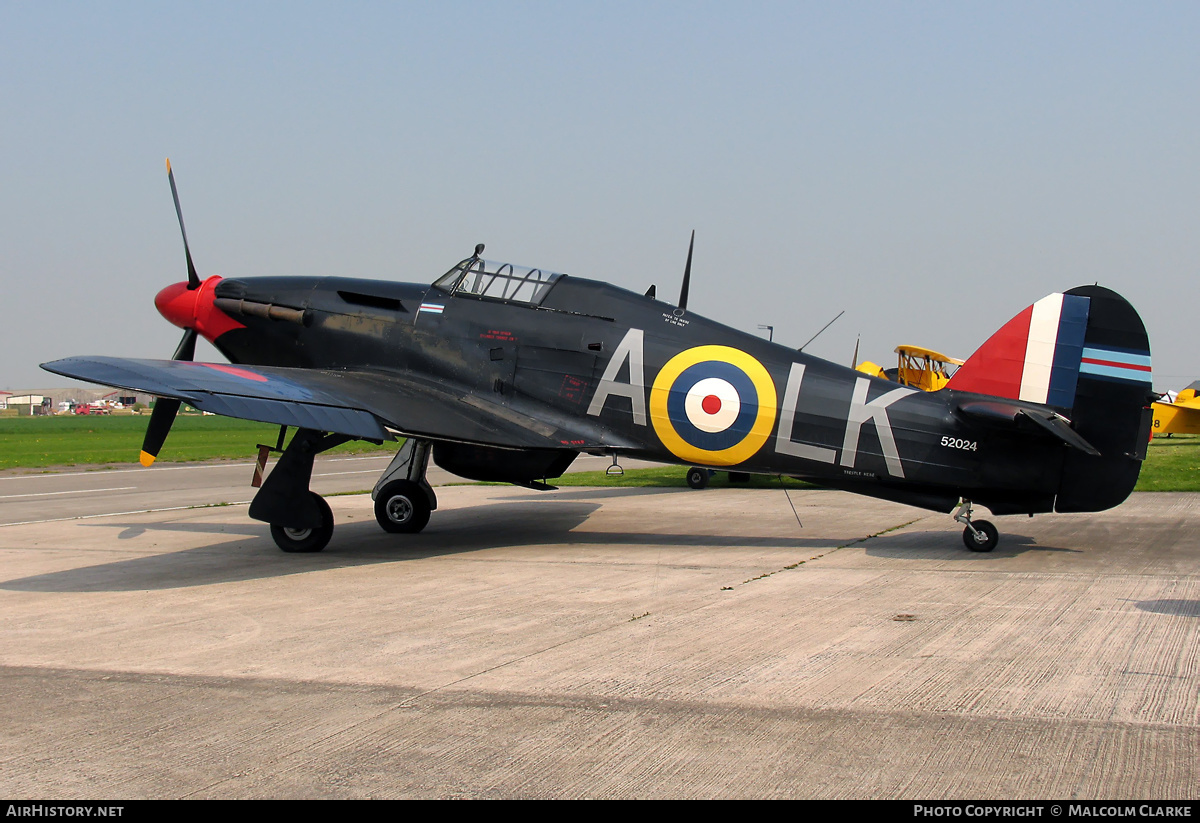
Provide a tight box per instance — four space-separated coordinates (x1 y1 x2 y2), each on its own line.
1136 435 1200 492
0 415 397 470
0 416 1196 492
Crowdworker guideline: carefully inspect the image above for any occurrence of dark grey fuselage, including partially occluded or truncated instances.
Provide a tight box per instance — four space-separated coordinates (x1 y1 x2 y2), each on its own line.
208 272 1069 516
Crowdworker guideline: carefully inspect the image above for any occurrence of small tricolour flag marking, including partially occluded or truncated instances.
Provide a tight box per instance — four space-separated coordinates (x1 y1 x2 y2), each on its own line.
418 303 444 315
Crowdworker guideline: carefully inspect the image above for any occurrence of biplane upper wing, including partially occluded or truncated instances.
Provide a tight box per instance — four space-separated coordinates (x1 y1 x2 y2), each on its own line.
40 356 613 451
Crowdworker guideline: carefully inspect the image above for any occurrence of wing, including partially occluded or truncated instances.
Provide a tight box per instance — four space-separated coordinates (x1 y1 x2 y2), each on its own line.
41 357 615 450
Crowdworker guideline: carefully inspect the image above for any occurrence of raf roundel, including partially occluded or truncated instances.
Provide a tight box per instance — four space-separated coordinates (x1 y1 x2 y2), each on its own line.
650 345 778 466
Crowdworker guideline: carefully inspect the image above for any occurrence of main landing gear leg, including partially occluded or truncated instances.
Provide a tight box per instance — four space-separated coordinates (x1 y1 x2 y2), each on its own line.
372 439 437 534
248 428 353 553
954 500 999 553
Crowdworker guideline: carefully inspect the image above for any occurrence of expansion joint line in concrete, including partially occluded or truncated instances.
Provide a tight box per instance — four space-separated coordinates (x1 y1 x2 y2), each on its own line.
737 517 927 586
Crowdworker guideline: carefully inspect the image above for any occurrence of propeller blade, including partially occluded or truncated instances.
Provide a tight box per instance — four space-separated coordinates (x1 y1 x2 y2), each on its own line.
140 398 181 466
172 327 197 361
140 328 197 465
166 158 201 290
678 230 694 311
144 166 203 467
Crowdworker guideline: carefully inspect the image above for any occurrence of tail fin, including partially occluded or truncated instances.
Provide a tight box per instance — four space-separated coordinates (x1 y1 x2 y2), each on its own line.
948 285 1154 512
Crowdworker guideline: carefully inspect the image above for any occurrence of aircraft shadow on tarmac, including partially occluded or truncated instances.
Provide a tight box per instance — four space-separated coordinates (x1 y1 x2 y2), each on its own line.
861 530 1084 560
1131 598 1200 618
538 487 1092 559
495 486 695 502
0 497 849 593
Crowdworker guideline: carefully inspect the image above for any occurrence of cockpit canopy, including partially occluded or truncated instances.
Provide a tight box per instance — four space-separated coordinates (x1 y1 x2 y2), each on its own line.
433 256 564 306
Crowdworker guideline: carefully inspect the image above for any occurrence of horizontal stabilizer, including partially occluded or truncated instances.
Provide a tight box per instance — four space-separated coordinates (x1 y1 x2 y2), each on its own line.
1019 408 1101 457
957 400 1100 456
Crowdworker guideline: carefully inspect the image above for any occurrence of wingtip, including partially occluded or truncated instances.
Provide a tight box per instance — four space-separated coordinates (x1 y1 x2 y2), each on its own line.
139 450 157 467
165 157 172 173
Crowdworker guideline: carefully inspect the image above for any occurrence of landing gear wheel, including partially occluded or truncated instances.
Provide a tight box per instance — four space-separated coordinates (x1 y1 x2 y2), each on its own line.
686 467 710 490
962 519 999 552
375 480 432 533
270 492 334 553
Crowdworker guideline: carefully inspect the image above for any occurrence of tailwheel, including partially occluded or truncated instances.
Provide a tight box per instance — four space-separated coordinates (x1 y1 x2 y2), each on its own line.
270 492 334 553
686 466 711 489
375 479 432 534
962 519 999 553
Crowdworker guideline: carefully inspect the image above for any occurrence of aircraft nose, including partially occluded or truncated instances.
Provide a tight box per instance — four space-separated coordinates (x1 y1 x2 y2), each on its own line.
154 281 198 329
153 275 243 342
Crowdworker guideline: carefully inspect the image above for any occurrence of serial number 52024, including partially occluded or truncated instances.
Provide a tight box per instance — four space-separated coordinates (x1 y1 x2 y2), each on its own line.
940 436 977 451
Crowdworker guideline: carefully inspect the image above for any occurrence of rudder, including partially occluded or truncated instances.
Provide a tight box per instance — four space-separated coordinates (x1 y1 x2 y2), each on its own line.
1054 285 1153 511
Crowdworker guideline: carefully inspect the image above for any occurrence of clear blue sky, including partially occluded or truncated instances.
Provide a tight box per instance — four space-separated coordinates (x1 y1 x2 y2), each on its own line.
3 1 1197 390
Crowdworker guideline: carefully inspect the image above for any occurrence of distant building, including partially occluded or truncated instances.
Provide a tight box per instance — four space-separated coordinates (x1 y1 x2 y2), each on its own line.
3 388 157 414
4 395 51 415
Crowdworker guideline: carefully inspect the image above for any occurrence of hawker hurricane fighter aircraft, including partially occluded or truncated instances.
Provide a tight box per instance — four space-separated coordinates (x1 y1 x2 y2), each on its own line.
43 163 1157 554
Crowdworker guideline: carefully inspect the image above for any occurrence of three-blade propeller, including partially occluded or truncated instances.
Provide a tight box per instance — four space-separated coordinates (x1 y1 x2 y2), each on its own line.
140 159 201 467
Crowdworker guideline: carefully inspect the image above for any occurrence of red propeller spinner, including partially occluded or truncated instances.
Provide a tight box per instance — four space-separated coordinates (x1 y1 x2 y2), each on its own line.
154 276 242 341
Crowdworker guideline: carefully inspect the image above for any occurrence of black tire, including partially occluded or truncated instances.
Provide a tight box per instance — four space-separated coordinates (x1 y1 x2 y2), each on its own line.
270 492 334 553
686 467 710 490
962 519 999 552
375 480 432 533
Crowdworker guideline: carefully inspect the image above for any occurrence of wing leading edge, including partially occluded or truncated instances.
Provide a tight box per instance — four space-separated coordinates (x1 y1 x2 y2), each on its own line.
40 357 612 451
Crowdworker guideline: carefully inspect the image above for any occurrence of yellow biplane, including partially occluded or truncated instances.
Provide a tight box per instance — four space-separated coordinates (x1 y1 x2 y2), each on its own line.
856 345 964 392
1152 381 1200 436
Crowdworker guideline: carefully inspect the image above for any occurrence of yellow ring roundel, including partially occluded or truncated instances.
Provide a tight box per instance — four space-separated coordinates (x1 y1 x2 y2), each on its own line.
649 345 777 466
